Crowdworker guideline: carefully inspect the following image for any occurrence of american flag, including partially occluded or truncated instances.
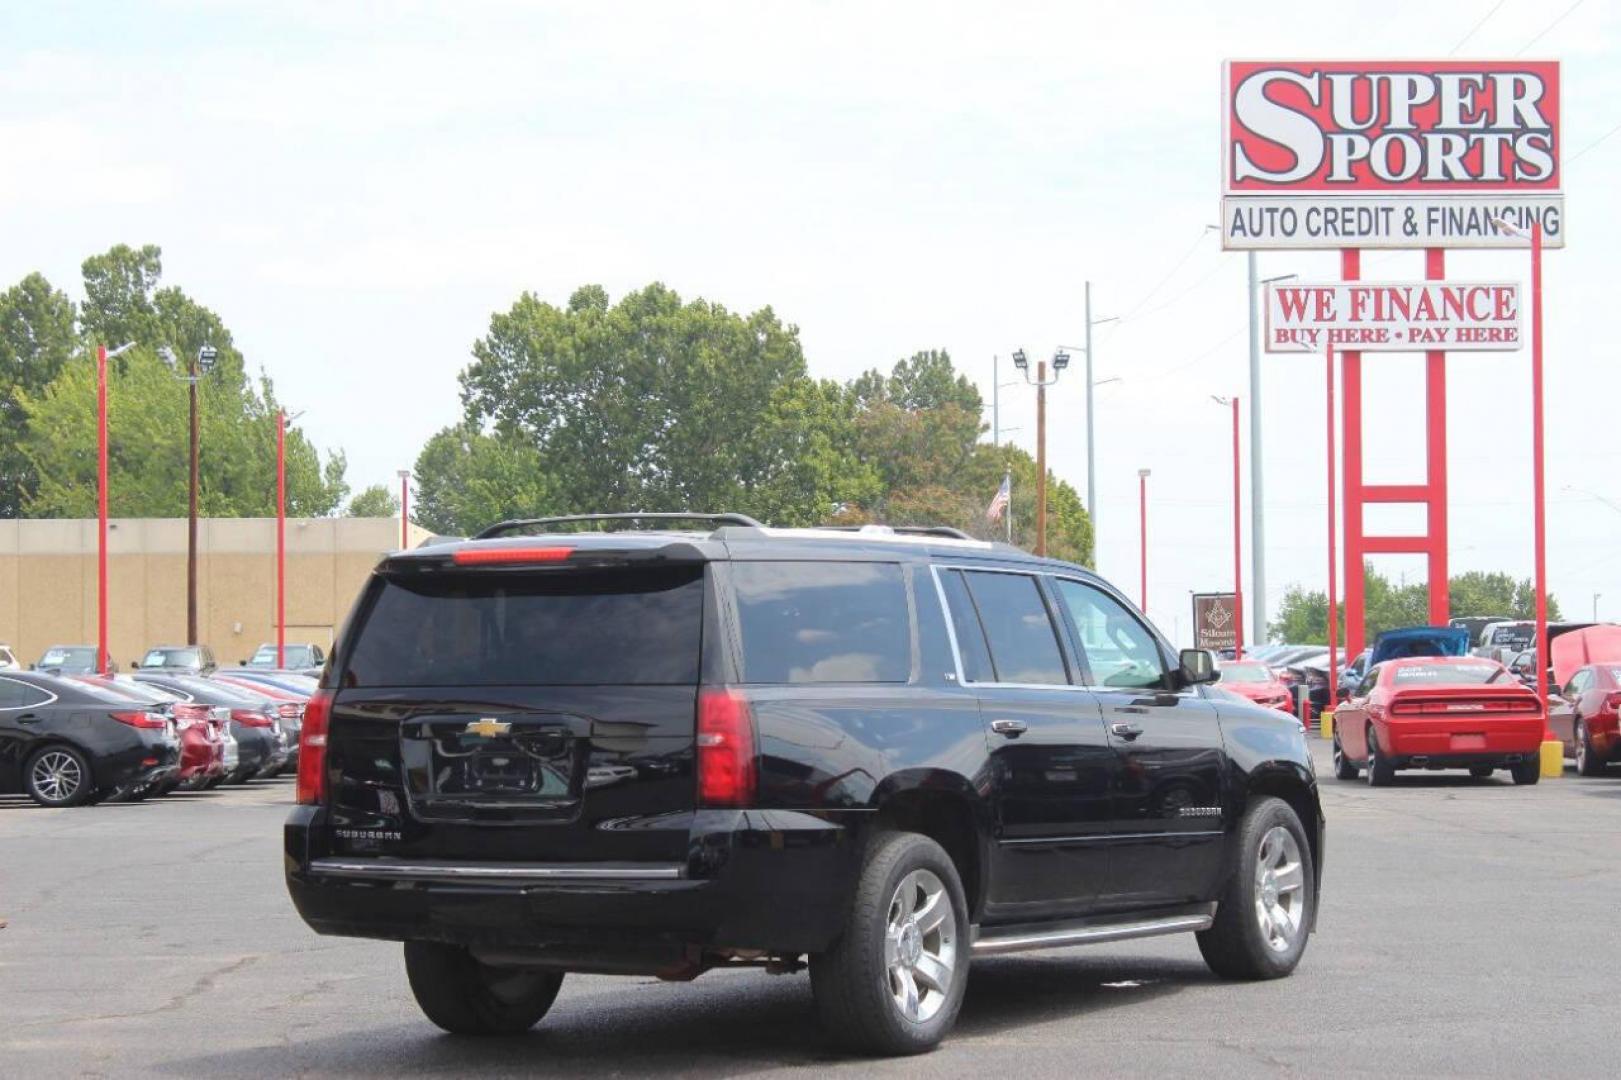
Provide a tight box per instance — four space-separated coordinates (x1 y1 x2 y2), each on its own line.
985 474 1011 523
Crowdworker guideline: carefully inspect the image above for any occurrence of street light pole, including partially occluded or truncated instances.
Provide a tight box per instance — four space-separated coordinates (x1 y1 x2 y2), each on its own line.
1086 282 1095 542
1138 468 1151 613
1213 396 1244 660
1012 350 1068 557
277 412 287 669
187 347 199 645
95 342 135 675
398 470 411 549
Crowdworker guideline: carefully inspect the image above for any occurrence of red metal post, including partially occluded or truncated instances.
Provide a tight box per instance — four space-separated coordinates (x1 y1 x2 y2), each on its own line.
1138 470 1149 614
1425 248 1450 626
1340 250 1364 659
276 411 286 669
97 344 109 675
1531 221 1549 733
1231 397 1244 659
1327 342 1338 705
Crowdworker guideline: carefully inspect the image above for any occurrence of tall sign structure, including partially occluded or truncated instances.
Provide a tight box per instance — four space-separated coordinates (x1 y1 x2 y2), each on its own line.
1221 60 1562 659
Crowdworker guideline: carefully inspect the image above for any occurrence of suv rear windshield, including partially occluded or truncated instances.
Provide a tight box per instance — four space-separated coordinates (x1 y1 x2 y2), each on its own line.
731 561 910 684
343 566 705 687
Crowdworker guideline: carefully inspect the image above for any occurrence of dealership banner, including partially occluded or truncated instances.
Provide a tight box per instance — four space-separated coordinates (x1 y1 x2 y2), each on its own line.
1191 593 1239 651
1222 60 1563 249
1264 281 1523 352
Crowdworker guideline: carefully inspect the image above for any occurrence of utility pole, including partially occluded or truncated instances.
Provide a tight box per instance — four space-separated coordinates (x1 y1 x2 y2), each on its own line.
399 470 411 549
187 348 200 645
1247 253 1264 644
1012 350 1067 557
992 355 999 445
1085 282 1096 547
1138 468 1151 613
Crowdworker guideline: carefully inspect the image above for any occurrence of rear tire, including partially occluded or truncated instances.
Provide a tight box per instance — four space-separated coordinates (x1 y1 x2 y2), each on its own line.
25 746 92 807
1197 796 1314 980
403 942 564 1035
1331 732 1358 780
1575 720 1605 777
1511 754 1541 786
810 831 969 1056
1365 728 1395 787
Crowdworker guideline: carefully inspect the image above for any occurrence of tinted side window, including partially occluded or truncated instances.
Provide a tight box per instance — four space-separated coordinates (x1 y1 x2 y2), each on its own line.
961 571 1069 685
1356 667 1379 699
937 569 993 683
1052 579 1168 690
732 561 911 684
0 679 50 708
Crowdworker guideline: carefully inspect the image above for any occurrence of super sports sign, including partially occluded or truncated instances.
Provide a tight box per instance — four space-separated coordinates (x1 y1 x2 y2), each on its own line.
1221 61 1563 249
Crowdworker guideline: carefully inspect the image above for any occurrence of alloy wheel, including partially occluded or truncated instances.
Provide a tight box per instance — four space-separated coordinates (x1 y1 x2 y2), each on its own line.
31 750 84 803
1252 825 1306 953
883 868 957 1024
1576 722 1588 773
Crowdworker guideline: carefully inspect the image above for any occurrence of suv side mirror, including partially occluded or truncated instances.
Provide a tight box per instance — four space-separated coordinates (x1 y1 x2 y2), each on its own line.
1178 648 1218 686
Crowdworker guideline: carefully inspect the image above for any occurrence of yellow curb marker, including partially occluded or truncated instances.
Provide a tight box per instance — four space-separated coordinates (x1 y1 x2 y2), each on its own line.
1320 710 1334 741
1539 739 1564 778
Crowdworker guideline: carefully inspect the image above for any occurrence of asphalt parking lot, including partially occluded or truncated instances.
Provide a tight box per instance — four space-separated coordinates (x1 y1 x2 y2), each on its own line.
3 741 1619 1079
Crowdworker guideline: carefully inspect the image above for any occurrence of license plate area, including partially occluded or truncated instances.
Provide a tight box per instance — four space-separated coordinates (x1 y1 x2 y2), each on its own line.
401 717 585 823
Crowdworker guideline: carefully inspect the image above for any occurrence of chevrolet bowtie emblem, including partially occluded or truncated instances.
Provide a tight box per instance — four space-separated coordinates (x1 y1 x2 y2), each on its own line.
464 718 511 738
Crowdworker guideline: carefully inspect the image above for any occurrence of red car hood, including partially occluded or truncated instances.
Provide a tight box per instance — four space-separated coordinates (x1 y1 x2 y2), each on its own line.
1226 680 1291 705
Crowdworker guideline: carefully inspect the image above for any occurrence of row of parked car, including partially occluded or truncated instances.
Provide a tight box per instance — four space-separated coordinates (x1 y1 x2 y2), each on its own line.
0 640 325 678
0 646 322 807
1215 621 1621 782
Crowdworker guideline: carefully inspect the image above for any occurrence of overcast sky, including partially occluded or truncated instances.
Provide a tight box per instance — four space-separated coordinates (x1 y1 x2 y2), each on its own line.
3 0 1618 642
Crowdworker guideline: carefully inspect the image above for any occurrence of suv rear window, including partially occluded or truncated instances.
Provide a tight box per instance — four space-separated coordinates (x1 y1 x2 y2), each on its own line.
343 567 705 687
732 561 910 683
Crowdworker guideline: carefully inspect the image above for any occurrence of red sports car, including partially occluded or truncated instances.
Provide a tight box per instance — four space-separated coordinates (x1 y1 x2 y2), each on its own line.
1549 664 1621 776
1331 657 1543 786
1216 660 1293 713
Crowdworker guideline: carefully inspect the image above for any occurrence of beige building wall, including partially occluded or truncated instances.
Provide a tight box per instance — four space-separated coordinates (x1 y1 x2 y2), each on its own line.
0 517 431 668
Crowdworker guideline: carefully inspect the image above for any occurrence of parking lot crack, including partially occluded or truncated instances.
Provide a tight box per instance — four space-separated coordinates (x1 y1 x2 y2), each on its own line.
19 955 259 1029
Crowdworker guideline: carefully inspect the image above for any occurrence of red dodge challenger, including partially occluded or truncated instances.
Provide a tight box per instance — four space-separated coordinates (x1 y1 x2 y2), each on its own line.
1216 660 1294 713
1331 656 1543 786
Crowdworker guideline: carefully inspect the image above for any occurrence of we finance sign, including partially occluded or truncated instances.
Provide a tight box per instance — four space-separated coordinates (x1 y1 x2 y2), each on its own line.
1222 61 1563 249
1264 281 1523 352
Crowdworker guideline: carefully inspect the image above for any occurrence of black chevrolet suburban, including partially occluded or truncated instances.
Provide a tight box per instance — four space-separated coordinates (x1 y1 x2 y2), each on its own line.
286 513 1323 1055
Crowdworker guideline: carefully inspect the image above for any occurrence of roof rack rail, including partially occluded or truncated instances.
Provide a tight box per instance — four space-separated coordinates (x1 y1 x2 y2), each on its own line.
814 524 976 541
473 512 764 539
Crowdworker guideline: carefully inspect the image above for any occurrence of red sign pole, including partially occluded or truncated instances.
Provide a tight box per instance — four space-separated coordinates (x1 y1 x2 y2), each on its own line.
1326 342 1338 704
1531 221 1550 736
1231 397 1244 660
96 344 110 676
1425 248 1450 626
276 411 286 669
1340 251 1364 662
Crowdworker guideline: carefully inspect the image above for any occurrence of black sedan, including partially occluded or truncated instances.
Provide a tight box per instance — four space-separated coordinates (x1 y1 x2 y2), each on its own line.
0 671 180 806
131 674 288 782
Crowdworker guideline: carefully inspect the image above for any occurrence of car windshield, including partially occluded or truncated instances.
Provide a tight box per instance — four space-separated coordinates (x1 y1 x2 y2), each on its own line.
250 646 279 665
1392 662 1508 685
144 648 201 668
1218 662 1272 683
40 647 95 668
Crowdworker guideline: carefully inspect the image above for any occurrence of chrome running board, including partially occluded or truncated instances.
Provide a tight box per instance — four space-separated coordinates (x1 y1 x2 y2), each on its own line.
971 907 1215 956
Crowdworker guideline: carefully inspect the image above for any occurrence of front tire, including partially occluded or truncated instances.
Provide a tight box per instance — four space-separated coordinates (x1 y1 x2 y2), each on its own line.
1197 796 1314 980
403 942 564 1035
810 831 969 1056
1575 720 1605 777
1331 732 1358 780
25 746 92 807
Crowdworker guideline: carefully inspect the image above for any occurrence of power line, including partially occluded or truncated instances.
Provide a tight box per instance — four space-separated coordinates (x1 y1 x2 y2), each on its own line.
1568 117 1621 165
1517 0 1584 54
1116 227 1218 325
1450 0 1509 55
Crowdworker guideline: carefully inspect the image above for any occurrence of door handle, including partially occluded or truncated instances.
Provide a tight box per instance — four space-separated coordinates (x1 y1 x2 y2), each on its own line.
1110 722 1144 740
16 714 40 724
989 719 1028 738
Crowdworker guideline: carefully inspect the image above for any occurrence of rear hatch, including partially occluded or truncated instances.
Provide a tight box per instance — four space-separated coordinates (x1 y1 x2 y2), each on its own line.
323 549 710 865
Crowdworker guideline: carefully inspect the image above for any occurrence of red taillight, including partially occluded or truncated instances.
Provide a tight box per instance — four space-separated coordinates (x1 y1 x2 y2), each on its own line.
697 688 756 808
452 546 573 566
295 690 334 805
1604 692 1621 714
111 710 166 730
231 709 274 728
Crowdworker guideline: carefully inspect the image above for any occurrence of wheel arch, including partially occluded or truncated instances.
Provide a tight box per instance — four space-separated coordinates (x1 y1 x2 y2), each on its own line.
1241 762 1323 904
869 771 992 923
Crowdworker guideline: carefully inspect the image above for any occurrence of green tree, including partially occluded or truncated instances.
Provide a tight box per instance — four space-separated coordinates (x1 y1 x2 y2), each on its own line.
15 246 348 517
411 425 557 536
1269 566 1563 643
455 283 878 525
346 484 399 517
0 273 78 515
